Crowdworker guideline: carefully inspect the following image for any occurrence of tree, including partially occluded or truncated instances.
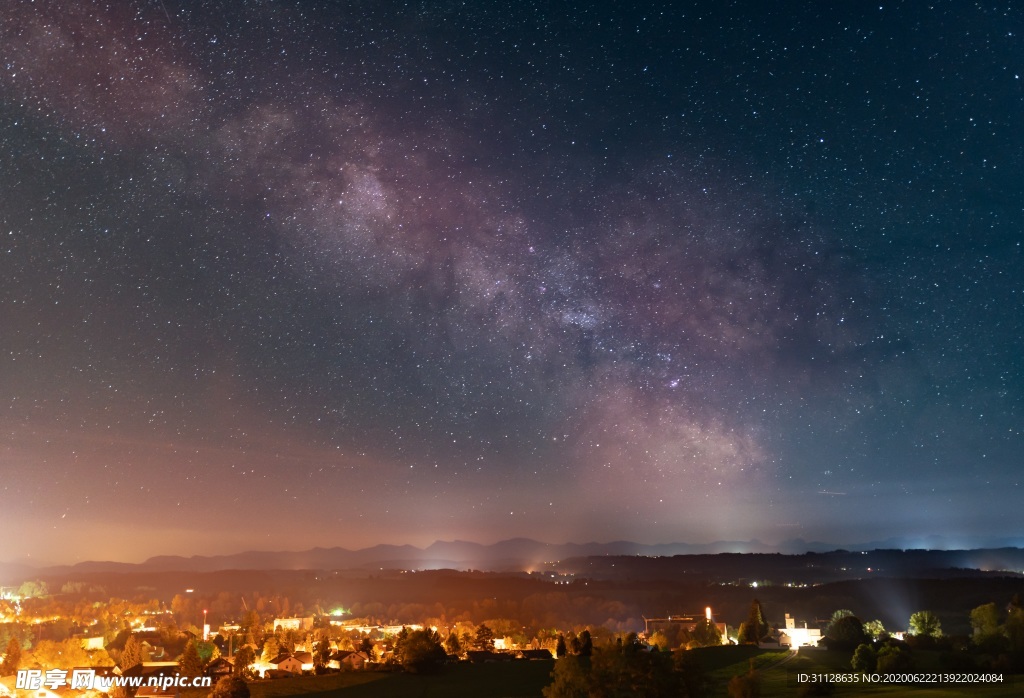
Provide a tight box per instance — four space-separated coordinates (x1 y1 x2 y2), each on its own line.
664 624 691 650
179 639 203 678
647 631 671 652
908 611 942 639
851 643 877 672
47 618 74 643
1004 604 1024 654
738 599 769 644
863 620 887 641
825 610 854 637
474 624 495 651
555 634 567 658
545 635 682 697
0 626 30 655
674 649 713 698
358 637 375 656
826 616 868 651
578 629 592 657
876 643 912 672
391 626 410 663
588 641 678 698
16 581 48 598
444 631 461 656
0 636 21 676
210 676 250 698
279 628 300 653
315 638 330 669
120 635 143 672
542 655 588 698
234 646 256 679
970 603 1001 641
171 594 197 626
24 639 92 671
544 640 713 698
691 619 723 648
241 610 261 635
196 640 220 666
394 629 446 673
260 636 279 663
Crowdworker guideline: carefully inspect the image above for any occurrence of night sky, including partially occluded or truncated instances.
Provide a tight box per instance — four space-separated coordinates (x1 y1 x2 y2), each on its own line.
2 1 1022 565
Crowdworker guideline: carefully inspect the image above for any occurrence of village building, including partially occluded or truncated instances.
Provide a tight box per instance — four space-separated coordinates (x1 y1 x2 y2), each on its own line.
774 613 822 648
642 607 729 645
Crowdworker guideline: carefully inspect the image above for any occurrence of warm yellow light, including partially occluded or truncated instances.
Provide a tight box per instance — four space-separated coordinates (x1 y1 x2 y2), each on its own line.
705 607 712 621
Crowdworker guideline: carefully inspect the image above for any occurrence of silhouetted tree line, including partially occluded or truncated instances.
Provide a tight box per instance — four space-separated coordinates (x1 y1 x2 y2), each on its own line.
543 633 714 698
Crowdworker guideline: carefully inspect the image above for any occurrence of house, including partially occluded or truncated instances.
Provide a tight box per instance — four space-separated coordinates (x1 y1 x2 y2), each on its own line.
204 656 234 680
272 617 314 631
328 650 369 670
326 650 346 670
517 649 554 660
292 651 315 672
80 636 106 651
0 679 62 698
121 663 183 698
140 640 167 661
466 650 512 663
267 653 303 674
119 662 180 679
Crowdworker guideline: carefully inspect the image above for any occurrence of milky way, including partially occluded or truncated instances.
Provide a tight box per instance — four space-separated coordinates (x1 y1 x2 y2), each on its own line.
1 1 1021 563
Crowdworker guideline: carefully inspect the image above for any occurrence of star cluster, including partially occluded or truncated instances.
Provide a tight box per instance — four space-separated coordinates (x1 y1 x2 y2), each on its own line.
1 1 1021 563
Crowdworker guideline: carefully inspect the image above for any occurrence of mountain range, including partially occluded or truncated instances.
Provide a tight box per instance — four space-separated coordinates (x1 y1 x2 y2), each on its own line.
3 535 1024 580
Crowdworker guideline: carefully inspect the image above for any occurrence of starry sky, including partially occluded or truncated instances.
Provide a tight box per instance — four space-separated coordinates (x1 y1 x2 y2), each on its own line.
1 1 1022 565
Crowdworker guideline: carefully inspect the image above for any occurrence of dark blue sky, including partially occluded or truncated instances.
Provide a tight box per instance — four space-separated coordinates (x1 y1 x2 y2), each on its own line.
1 0 1021 563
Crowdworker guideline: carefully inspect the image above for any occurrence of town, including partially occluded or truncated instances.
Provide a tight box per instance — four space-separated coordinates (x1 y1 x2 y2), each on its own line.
0 561 1022 697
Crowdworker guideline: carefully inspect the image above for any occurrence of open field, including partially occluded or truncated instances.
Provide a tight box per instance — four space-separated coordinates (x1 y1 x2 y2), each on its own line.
183 650 1022 698
698 646 1024 697
247 672 388 697
191 661 557 698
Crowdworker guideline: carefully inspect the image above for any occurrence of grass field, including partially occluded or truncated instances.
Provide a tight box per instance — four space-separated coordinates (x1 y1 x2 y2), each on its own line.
696 646 1024 697
185 652 1021 698
246 671 389 697
230 661 555 698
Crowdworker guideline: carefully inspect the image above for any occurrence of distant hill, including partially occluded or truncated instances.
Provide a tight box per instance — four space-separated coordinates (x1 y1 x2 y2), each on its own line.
3 537 1022 578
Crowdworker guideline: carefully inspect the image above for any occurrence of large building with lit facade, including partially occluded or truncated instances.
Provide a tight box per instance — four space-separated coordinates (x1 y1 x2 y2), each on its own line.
776 613 822 648
642 607 729 645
